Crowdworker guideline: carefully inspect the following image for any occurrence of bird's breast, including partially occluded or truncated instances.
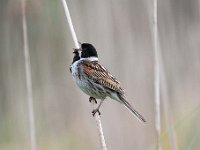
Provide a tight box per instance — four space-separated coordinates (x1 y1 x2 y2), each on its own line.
70 61 80 78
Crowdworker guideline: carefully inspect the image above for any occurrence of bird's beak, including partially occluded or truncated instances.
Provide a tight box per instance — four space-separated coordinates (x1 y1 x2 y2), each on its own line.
73 47 81 53
73 41 82 53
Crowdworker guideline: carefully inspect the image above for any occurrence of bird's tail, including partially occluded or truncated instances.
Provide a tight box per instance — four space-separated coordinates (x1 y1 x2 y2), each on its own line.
119 94 146 123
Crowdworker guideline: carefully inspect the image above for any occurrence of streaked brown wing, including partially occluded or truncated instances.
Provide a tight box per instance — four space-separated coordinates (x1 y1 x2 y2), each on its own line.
80 60 124 93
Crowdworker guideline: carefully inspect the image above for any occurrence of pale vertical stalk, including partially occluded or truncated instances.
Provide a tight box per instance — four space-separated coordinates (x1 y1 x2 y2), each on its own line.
21 0 37 150
92 102 107 150
153 0 161 150
160 67 179 150
61 0 107 149
61 0 79 49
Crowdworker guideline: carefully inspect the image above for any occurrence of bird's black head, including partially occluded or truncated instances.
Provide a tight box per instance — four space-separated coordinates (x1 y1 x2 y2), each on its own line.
72 49 80 63
81 43 98 58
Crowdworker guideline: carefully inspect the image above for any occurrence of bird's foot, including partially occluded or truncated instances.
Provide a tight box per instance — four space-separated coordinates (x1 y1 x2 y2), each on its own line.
92 108 101 116
89 97 97 104
89 97 100 116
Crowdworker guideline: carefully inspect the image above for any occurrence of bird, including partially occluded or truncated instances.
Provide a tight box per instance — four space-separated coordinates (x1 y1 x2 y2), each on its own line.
70 43 146 123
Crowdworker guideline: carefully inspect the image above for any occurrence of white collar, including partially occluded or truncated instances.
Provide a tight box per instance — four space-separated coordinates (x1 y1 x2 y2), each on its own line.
80 57 98 61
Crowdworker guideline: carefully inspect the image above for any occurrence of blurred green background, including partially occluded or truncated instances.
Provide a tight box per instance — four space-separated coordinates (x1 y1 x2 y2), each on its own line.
0 0 200 149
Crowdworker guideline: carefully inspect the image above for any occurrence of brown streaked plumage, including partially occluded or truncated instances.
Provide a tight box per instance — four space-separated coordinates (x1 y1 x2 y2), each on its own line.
80 60 123 93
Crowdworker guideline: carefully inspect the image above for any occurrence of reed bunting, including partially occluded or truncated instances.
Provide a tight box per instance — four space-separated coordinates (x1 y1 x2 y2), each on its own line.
70 43 146 122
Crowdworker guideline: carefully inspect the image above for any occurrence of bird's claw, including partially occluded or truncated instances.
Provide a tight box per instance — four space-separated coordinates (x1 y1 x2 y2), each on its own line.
92 109 101 116
89 97 97 104
89 97 100 116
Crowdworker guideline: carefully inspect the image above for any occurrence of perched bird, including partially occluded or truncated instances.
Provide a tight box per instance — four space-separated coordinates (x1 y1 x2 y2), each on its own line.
70 43 146 122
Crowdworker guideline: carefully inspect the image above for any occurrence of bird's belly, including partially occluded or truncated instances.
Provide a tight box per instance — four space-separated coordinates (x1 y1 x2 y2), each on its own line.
70 62 107 99
76 78 107 99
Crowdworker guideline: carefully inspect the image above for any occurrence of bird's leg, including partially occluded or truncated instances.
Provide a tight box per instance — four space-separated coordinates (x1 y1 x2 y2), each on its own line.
92 99 104 116
89 97 97 104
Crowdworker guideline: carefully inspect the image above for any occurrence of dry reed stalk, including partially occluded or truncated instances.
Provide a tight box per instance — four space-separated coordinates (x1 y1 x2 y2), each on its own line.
21 0 37 149
61 0 107 149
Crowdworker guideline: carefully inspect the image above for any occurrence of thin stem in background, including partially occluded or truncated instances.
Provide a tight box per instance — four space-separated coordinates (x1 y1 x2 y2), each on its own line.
152 1 179 150
153 0 161 150
61 0 107 149
21 0 37 150
160 64 179 150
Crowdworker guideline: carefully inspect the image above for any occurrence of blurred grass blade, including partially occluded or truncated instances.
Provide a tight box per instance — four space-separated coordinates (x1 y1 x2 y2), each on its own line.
21 0 37 149
153 0 161 149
